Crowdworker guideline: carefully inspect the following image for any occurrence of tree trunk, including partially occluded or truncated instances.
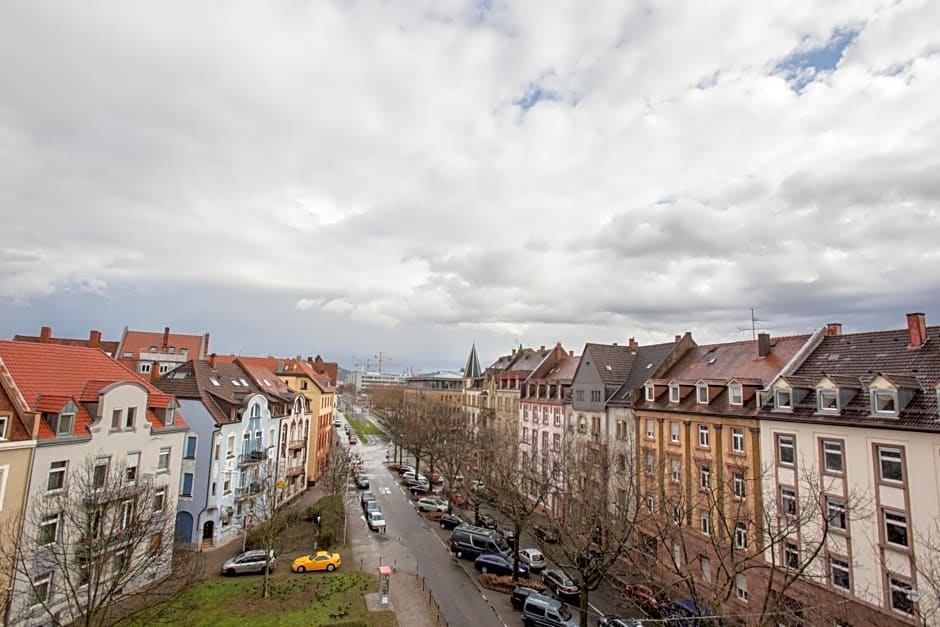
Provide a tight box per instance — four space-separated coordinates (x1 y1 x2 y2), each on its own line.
579 589 590 627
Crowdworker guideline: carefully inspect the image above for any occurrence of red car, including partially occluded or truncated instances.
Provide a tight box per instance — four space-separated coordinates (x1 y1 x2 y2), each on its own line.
348 435 358 445
450 492 468 507
623 583 668 616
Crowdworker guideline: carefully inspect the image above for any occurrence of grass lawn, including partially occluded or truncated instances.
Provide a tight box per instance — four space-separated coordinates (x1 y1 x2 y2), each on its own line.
347 418 383 444
119 570 396 627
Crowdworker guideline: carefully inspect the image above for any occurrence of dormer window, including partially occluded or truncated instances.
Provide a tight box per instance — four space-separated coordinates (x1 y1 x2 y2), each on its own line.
669 383 680 403
775 390 792 410
871 390 898 416
645 383 654 401
818 389 839 412
696 384 708 404
0 415 7 440
729 383 743 406
166 405 176 426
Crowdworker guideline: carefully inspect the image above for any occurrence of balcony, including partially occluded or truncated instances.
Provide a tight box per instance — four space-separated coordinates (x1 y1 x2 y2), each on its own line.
235 483 263 500
239 450 267 466
287 465 305 478
288 439 306 451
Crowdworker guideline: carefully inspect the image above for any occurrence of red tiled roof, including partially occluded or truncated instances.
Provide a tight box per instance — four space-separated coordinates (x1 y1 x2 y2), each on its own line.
35 395 73 412
118 329 206 360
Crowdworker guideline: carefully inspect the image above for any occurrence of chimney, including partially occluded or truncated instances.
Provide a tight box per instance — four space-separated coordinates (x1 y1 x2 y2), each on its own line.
826 323 842 336
151 366 161 381
628 337 638 350
675 335 681 344
511 348 516 356
758 332 771 357
307 356 314 364
161 326 170 350
907 312 927 349
569 350 574 357
209 352 217 369
39 326 52 343
202 333 210 359
88 330 101 348
540 345 545 351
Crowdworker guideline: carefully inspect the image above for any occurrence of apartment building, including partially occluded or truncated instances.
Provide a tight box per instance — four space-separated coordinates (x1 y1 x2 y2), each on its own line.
116 326 210 377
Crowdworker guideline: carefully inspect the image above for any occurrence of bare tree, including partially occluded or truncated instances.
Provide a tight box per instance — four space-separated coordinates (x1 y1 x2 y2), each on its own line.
426 409 477 514
321 441 351 542
240 457 293 599
0 455 185 627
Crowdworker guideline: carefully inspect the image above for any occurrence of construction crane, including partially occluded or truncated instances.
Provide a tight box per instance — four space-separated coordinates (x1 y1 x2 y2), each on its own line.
352 356 372 373
374 352 391 373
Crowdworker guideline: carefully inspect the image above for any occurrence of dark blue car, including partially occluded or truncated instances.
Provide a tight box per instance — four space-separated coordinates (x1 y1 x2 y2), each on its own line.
474 552 529 578
663 599 712 626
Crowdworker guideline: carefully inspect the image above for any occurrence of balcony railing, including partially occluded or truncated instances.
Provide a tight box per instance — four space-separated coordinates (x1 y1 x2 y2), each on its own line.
286 465 305 478
288 439 306 451
239 450 267 466
235 483 263 500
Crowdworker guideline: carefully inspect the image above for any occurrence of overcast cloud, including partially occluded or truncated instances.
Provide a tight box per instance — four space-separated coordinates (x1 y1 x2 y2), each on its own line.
1 0 939 372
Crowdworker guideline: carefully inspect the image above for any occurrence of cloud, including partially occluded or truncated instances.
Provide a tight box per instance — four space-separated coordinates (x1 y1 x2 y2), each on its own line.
1 0 939 368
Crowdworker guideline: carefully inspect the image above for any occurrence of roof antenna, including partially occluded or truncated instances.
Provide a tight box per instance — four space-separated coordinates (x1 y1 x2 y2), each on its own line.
738 308 768 340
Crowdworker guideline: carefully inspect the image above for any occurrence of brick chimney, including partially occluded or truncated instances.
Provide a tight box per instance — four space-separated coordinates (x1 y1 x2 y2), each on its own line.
39 326 52 343
88 330 101 348
675 335 681 344
758 332 771 357
151 366 161 381
569 350 574 357
201 333 210 359
907 312 927 349
161 326 170 350
209 352 217 369
628 337 638 350
826 323 842 336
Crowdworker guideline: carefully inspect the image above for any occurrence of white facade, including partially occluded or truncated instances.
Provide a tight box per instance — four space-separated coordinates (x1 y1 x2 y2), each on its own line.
277 394 311 504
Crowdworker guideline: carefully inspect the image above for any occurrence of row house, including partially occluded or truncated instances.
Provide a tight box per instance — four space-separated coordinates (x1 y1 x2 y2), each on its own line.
633 330 821 624
497 347 551 433
758 313 940 625
153 357 286 550
0 341 188 626
116 326 210 377
12 326 119 357
275 357 336 482
518 343 579 516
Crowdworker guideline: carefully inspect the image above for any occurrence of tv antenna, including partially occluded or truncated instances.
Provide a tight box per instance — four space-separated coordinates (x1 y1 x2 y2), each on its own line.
738 308 768 340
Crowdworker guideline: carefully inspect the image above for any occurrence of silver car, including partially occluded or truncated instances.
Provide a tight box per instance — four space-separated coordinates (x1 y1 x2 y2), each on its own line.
221 549 277 576
518 547 546 572
417 497 448 512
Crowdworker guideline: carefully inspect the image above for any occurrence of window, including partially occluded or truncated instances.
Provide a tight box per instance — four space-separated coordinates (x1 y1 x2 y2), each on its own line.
699 466 710 490
696 384 708 404
159 363 171 374
223 475 231 494
185 435 198 459
775 389 792 409
823 440 843 473
153 486 166 512
158 447 171 472
646 494 654 514
644 383 654 401
698 425 709 447
214 439 221 460
553 433 561 451
872 390 897 415
39 513 59 545
818 389 839 412
731 428 744 453
646 419 654 439
227 435 235 457
671 459 681 483
883 510 909 548
0 415 7 440
780 486 797 517
646 453 655 475
784 539 799 569
523 427 529 443
777 434 795 465
736 573 749 601
166 406 175 425
672 502 682 525
670 422 680 443
575 390 584 402
47 460 67 492
591 390 601 402
672 542 681 567
830 556 850 590
878 446 904 483
700 510 711 535
734 523 747 549
125 407 136 429
140 362 152 374
729 383 743 406
733 472 746 499
669 383 680 403
126 452 140 482
181 472 194 497
56 411 74 436
93 458 109 489
111 409 123 430
827 497 847 530
553 408 561 426
889 575 914 615
701 557 711 583
32 572 52 606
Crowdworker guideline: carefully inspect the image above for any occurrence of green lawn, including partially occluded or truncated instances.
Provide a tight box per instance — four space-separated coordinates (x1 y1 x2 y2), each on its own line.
119 571 396 627
347 418 383 444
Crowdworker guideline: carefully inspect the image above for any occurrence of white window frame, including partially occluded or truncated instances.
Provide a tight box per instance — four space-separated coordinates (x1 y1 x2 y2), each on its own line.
871 389 898 416
777 434 795 466
696 384 708 404
139 362 152 374
826 496 847 531
734 523 747 549
883 509 909 548
830 556 850 590
0 415 7 440
822 439 844 474
153 486 166 512
670 459 681 483
125 407 136 429
646 494 654 514
775 389 792 410
39 513 60 546
56 411 74 436
646 453 655 475
878 446 904 483
93 458 109 489
818 388 839 412
889 574 914 616
700 510 711 535
126 452 140 483
644 383 654 401
699 466 710 490
670 421 680 443
111 409 123 430
731 428 745 453
31 572 52 607
780 486 797 517
0 465 7 512
783 539 800 569
729 383 743 406
698 425 709 447
701 556 711 583
733 472 746 499
157 447 171 472
669 383 680 403
47 460 67 492
736 573 749 601
646 419 654 439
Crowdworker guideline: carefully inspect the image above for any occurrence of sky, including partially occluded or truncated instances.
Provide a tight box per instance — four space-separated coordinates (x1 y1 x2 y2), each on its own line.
1 1 939 374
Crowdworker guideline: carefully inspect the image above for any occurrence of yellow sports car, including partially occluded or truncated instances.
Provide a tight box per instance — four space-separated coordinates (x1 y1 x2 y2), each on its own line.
292 551 341 573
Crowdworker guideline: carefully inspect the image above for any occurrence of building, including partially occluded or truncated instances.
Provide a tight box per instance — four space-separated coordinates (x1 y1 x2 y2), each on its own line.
461 344 486 434
12 326 119 357
403 371 465 408
275 358 336 483
0 341 188 626
115 326 210 377
758 314 940 625
347 370 406 395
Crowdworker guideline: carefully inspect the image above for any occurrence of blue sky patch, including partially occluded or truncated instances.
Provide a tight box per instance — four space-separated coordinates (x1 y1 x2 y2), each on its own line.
775 27 860 92
514 84 560 111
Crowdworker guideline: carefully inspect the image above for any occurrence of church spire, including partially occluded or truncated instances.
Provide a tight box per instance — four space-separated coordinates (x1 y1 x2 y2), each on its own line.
463 343 482 379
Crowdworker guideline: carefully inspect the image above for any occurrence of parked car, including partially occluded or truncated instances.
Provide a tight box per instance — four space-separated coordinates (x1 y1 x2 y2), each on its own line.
542 569 580 601
522 592 580 627
429 472 444 484
474 552 529 578
533 524 560 543
477 513 497 529
291 551 341 573
500 528 516 548
333 419 342 427
623 583 668 616
417 496 448 512
518 547 547 572
510 585 543 611
356 474 370 489
410 482 432 496
360 491 376 509
364 501 381 516
450 492 468 507
662 599 712 627
348 435 358 445
367 511 386 532
221 550 277 576
402 471 427 483
450 524 511 560
439 513 466 530
397 465 415 476
599 617 646 627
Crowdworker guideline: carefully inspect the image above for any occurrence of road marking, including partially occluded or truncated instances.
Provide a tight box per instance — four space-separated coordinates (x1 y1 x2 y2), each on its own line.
379 487 391 494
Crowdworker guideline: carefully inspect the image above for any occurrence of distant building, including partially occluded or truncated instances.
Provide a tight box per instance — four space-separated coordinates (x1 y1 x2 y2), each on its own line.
116 326 210 377
12 326 119 357
348 370 406 395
